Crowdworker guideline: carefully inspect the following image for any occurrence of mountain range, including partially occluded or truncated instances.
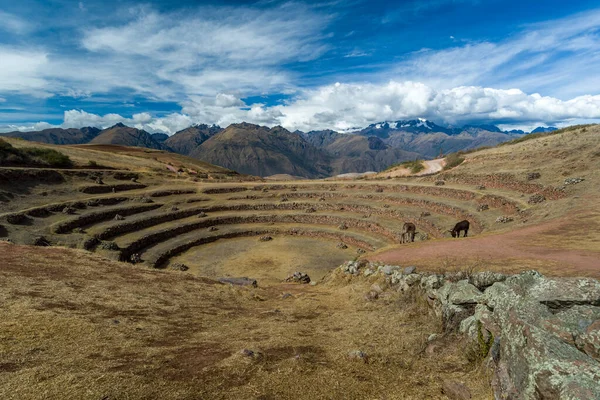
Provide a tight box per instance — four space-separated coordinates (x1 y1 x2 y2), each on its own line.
1 120 557 178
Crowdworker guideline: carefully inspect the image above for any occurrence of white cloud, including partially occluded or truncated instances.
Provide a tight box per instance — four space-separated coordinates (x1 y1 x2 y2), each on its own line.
0 47 51 97
0 97 6 103
0 11 31 35
16 82 600 134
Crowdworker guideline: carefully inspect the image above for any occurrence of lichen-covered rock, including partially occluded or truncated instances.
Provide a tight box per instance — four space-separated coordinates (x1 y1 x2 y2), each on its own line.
478 272 600 399
420 274 444 292
447 280 483 305
469 271 507 290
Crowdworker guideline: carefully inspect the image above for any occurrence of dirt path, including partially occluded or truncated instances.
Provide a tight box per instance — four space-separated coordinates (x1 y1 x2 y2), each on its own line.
417 158 445 175
370 218 600 279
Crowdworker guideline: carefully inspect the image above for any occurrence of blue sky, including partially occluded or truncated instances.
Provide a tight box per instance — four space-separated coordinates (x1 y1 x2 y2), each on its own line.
1 0 600 133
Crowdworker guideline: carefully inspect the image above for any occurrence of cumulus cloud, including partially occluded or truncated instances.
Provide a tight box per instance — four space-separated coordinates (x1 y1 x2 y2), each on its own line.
273 82 600 131
12 83 599 134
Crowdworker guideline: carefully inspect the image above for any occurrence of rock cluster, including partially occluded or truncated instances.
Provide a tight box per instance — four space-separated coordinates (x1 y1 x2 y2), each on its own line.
338 261 600 399
564 177 584 185
495 216 513 223
99 241 119 251
527 194 546 204
171 263 189 271
285 271 311 284
259 236 273 242
477 204 489 212
336 242 348 249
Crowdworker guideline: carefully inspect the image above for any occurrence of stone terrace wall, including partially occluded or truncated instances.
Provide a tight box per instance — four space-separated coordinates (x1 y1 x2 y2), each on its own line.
339 262 600 399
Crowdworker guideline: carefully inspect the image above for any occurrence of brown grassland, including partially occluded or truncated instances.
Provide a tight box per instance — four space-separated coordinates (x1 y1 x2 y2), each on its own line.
1 124 599 399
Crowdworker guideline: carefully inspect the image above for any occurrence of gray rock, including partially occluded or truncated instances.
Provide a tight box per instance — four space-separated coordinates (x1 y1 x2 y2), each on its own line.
526 172 541 181
447 280 482 305
380 265 398 275
403 266 416 275
469 271 507 290
219 277 258 288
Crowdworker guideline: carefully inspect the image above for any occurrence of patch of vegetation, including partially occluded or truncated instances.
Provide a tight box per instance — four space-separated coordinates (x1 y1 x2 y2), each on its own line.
443 152 465 170
0 138 73 168
385 159 425 174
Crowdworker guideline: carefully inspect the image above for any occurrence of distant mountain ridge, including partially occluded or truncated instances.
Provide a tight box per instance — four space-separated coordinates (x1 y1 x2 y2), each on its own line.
0 119 559 177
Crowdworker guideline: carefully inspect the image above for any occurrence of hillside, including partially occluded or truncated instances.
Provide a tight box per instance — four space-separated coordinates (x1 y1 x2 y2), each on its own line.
190 123 332 178
1 127 101 145
304 130 421 174
90 123 165 150
164 124 223 155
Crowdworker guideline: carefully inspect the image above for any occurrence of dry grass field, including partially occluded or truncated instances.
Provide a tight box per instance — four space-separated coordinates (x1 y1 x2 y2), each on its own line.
1 124 599 398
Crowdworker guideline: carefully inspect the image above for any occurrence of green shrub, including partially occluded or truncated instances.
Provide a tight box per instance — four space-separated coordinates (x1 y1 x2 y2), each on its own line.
0 140 73 168
22 148 73 167
443 153 465 170
385 159 425 174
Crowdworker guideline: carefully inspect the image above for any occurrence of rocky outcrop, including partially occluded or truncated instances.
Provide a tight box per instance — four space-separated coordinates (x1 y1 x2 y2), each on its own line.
338 262 600 399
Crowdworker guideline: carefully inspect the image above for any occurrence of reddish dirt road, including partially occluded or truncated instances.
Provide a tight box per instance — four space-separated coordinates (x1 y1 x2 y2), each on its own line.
370 217 600 279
